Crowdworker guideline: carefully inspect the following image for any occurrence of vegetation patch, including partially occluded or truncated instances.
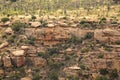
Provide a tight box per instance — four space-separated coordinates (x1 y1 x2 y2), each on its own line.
99 68 108 75
81 48 89 53
11 21 27 32
1 17 9 23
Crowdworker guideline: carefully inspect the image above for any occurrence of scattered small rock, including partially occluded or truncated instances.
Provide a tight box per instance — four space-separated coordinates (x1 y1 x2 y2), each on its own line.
21 77 32 80
47 23 55 28
21 46 29 50
68 65 81 70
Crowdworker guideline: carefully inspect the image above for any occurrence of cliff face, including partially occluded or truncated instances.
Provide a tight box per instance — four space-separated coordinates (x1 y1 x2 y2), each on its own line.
0 18 120 80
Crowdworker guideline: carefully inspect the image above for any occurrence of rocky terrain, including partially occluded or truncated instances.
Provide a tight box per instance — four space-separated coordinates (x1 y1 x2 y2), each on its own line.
0 16 120 80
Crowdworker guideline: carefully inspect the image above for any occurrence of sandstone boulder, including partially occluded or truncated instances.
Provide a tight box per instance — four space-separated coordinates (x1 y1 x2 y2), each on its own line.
21 77 32 80
0 42 9 49
65 48 74 54
11 56 25 67
66 48 72 52
59 77 66 80
47 23 55 28
3 56 12 67
0 21 11 27
92 73 99 79
70 24 78 27
12 50 25 56
29 22 41 28
5 27 14 35
58 22 68 27
68 65 81 70
21 46 29 50
4 21 11 26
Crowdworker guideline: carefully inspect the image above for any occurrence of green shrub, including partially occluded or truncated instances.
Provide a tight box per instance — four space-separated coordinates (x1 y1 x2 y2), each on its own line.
33 67 40 73
109 69 119 79
115 41 120 45
11 21 27 32
49 70 58 80
47 48 59 56
98 54 104 58
83 32 93 40
10 0 17 2
1 17 9 23
18 67 26 76
26 36 36 45
7 14 11 17
42 22 48 27
2 34 7 39
26 57 33 66
65 55 71 60
37 52 45 57
99 17 107 24
79 20 90 28
62 16 67 19
100 43 108 47
40 20 48 27
67 35 82 44
80 20 87 24
49 61 62 69
99 68 108 75
81 48 89 53
7 35 16 43
31 15 36 20
79 63 86 70
79 64 86 70
9 72 20 80
82 23 89 28
101 17 106 21
104 47 112 52
32 73 41 80
37 52 49 59
0 76 4 80
67 75 79 80
70 36 79 43
95 76 108 80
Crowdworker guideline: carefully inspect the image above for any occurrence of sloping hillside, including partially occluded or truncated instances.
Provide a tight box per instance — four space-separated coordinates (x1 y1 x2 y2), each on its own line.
0 16 120 80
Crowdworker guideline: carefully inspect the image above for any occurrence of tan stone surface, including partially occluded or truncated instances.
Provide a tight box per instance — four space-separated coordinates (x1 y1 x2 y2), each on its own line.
12 50 25 56
3 56 12 67
21 77 32 80
0 42 9 49
33 57 47 67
